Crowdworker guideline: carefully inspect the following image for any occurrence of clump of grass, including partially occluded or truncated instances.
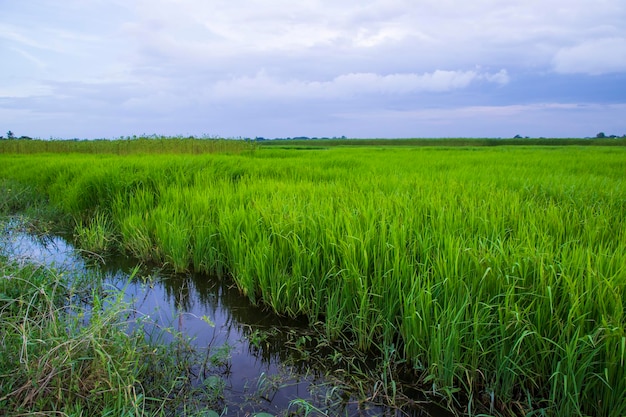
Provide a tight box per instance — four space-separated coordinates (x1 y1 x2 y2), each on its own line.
0 256 226 416
0 258 146 415
0 179 68 234
74 211 117 255
0 179 40 215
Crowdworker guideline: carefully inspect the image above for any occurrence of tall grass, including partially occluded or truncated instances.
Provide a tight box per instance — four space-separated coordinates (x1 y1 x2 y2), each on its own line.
0 136 255 155
0 256 147 415
257 136 626 148
1 143 625 416
0 254 232 416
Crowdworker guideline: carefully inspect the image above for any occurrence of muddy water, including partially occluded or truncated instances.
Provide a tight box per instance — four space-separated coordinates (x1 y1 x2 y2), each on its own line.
1 221 449 417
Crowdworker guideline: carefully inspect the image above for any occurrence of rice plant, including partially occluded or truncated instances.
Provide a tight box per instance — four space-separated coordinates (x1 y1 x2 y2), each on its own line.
74 210 117 254
1 141 625 416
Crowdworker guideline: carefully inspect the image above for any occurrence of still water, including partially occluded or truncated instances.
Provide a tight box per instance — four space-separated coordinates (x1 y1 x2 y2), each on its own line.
1 220 448 417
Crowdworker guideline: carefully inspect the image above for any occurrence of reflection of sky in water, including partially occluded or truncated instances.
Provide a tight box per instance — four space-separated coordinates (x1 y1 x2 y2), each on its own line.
0 225 310 413
0 227 83 271
112 274 302 400
0 223 340 415
1 221 445 416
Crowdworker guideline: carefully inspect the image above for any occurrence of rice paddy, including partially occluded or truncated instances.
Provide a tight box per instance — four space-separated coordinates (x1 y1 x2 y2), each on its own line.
1 138 625 416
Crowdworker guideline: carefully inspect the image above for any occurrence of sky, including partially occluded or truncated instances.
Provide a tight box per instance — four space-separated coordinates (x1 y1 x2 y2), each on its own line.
1 0 625 139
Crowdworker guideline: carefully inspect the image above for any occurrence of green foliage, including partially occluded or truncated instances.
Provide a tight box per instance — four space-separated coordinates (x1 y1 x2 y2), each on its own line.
0 179 39 214
0 259 145 415
0 254 228 416
256 136 626 147
1 143 626 416
74 210 117 254
0 136 255 155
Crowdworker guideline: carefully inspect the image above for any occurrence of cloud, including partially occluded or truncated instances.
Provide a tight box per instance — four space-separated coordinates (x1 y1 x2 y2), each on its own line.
552 38 626 74
8 47 47 69
212 69 509 99
1 1 625 139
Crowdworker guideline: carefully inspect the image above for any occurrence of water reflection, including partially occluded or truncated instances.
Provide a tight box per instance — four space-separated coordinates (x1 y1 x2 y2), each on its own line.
1 220 449 417
66 259 322 415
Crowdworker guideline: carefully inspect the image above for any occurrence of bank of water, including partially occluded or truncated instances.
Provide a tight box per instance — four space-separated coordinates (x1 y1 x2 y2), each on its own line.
0 220 448 417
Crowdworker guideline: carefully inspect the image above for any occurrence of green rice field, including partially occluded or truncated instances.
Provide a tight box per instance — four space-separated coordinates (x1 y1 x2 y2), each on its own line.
1 138 625 416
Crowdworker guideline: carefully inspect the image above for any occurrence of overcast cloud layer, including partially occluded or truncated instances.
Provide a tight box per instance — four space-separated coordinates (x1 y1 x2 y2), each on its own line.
1 0 625 138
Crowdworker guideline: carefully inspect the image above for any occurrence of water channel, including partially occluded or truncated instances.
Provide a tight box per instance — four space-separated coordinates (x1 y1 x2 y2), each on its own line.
1 219 450 417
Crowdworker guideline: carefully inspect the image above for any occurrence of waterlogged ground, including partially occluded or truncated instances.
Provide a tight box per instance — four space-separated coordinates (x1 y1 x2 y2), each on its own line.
0 219 448 417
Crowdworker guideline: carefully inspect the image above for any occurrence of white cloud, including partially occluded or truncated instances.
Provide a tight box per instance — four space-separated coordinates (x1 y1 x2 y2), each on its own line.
212 69 509 99
9 47 47 69
552 38 626 74
0 81 51 98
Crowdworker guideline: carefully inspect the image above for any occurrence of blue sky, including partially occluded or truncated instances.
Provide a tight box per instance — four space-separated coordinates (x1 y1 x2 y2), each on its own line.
1 0 625 139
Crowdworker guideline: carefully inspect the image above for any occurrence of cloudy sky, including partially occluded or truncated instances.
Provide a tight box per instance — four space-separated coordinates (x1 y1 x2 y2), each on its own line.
1 0 625 139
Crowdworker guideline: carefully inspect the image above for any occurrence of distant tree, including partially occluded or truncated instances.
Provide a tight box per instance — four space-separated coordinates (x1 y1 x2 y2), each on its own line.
513 134 523 139
596 132 606 138
7 130 14 139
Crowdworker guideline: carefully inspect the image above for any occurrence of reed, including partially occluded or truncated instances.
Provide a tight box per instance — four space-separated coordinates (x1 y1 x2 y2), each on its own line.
1 142 625 416
0 136 255 155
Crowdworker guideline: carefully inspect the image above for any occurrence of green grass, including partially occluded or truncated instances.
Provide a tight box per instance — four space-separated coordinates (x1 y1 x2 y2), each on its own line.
74 210 117 255
0 136 256 155
0 256 146 415
1 139 625 416
256 136 626 148
0 183 229 416
0 254 233 416
0 243 235 416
